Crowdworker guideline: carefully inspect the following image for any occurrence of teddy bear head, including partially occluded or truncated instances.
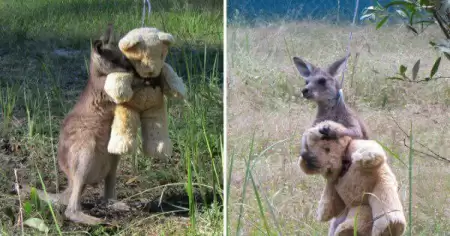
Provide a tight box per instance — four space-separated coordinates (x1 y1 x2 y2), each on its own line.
300 121 351 179
118 27 174 78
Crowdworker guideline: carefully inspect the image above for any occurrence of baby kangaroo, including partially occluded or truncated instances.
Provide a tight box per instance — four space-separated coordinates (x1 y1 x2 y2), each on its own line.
293 55 369 156
21 25 135 225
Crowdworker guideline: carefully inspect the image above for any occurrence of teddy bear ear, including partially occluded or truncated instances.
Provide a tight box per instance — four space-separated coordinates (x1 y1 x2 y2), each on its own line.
158 32 175 45
118 37 140 52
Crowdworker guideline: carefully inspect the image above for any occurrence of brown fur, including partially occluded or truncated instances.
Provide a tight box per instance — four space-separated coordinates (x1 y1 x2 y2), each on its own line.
22 25 141 225
301 121 406 236
57 25 135 225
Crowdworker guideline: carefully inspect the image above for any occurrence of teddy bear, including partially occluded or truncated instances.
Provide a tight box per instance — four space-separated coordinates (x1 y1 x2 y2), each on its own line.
103 27 186 159
299 120 406 236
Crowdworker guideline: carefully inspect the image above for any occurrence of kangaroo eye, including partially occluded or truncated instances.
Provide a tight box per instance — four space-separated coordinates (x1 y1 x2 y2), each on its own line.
324 147 330 153
317 78 326 85
305 80 309 85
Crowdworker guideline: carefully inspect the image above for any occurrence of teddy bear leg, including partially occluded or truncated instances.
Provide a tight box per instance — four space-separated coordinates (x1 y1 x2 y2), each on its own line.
318 180 346 222
108 105 140 155
334 206 372 236
369 184 406 236
140 102 172 159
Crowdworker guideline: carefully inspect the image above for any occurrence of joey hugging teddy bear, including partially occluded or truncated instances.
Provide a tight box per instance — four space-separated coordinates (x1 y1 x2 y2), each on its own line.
299 120 406 236
104 27 186 158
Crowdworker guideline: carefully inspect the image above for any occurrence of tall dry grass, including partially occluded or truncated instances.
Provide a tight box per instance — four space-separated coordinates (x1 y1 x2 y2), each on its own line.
227 21 450 235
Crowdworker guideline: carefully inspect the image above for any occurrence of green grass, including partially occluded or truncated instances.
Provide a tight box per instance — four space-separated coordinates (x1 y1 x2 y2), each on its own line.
0 0 223 235
227 19 450 235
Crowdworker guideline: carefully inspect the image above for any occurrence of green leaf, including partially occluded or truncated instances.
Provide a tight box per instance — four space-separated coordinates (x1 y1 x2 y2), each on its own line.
408 9 416 26
430 57 441 78
376 16 389 29
399 65 407 77
23 201 32 215
412 59 420 81
30 187 40 210
429 41 436 47
396 9 408 18
419 0 430 5
24 218 49 233
444 52 450 61
384 1 417 9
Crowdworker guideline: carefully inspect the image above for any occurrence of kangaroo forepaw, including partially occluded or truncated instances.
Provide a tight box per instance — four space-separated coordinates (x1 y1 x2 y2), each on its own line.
319 125 337 139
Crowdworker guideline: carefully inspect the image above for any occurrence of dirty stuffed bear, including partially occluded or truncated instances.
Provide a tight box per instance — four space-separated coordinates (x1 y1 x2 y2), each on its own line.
300 120 406 236
104 27 186 158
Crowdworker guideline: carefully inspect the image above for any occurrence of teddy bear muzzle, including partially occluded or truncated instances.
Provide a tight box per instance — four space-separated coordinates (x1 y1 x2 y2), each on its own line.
300 151 320 171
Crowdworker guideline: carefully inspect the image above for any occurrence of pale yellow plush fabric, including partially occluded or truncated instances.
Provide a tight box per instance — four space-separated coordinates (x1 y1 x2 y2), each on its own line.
104 72 135 104
300 120 406 236
119 27 173 78
104 27 186 158
108 105 140 154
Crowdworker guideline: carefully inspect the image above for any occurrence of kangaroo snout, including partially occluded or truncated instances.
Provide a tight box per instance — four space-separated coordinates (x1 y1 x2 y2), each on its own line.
301 88 308 96
301 88 313 99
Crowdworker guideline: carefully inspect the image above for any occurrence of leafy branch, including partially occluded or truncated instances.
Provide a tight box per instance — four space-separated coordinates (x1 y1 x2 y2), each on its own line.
386 57 450 82
361 0 450 82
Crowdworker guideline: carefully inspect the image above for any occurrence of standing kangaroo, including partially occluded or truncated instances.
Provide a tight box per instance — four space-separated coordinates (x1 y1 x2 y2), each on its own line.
293 55 370 236
20 25 136 225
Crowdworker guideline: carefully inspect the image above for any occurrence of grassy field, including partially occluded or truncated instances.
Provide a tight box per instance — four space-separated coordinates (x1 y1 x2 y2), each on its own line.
0 0 223 235
227 21 450 235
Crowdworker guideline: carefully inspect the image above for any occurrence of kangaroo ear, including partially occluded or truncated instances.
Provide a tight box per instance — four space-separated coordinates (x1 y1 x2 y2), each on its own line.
93 40 103 54
293 56 315 78
99 24 114 43
327 54 349 77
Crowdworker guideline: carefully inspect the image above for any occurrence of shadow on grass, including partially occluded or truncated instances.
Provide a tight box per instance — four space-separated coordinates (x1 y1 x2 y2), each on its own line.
0 2 223 231
78 189 222 218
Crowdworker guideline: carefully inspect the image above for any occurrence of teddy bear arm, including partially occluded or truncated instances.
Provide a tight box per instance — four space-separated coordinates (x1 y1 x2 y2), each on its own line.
107 105 140 155
161 63 186 99
104 72 135 104
353 151 386 170
351 141 387 169
140 103 173 159
317 181 346 222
